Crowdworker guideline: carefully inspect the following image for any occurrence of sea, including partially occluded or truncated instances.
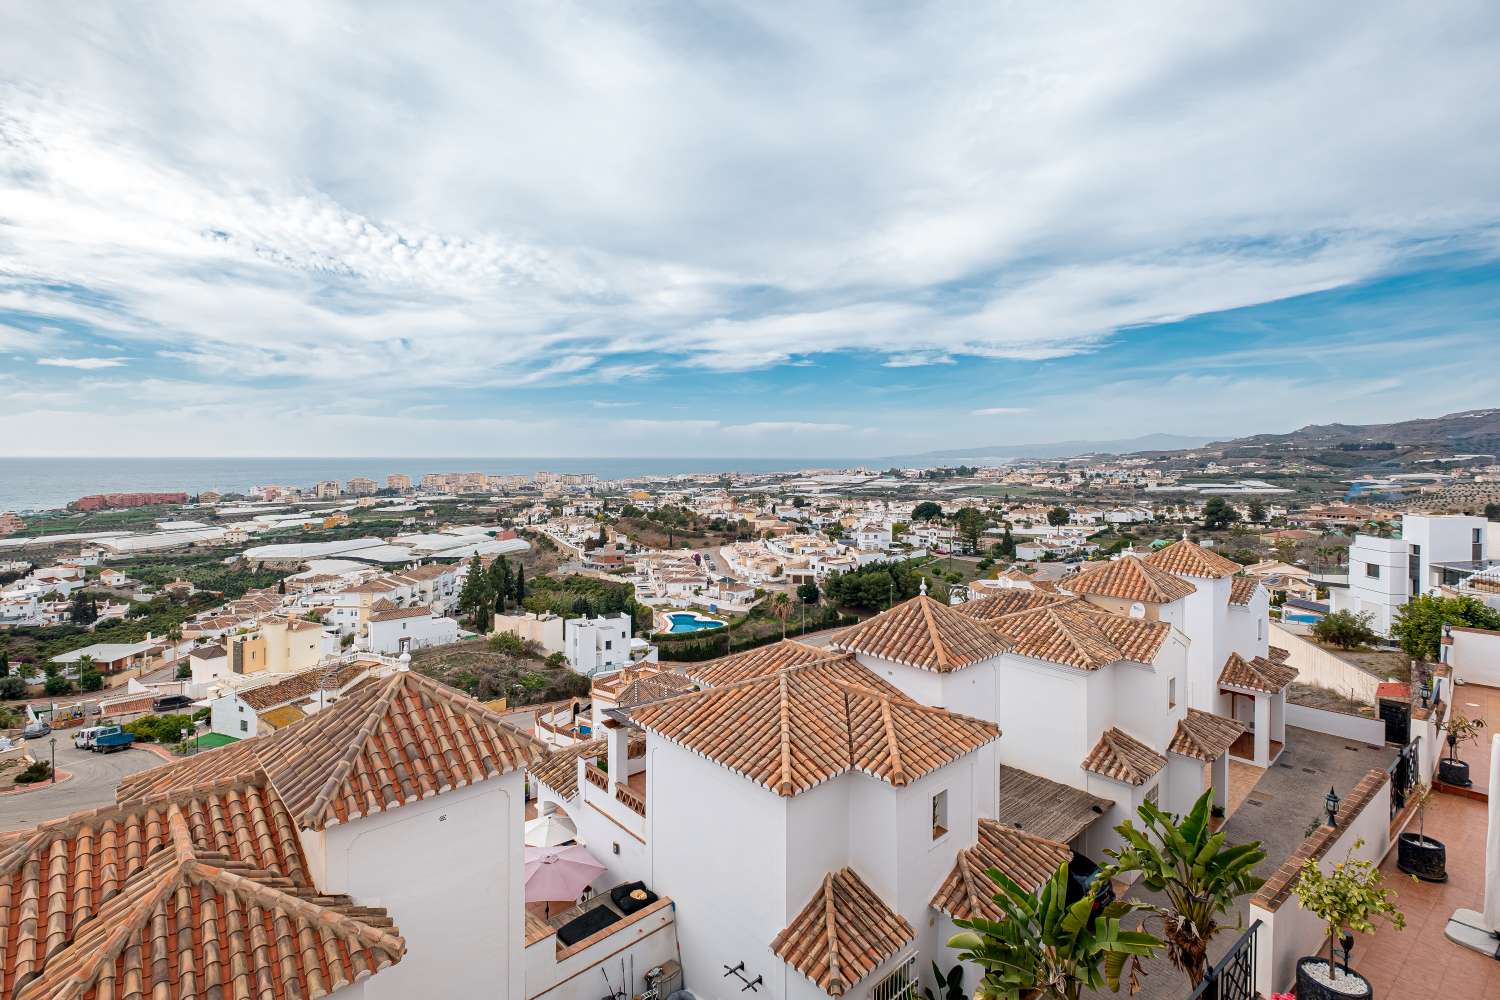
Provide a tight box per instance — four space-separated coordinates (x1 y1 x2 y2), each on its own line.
0 456 870 513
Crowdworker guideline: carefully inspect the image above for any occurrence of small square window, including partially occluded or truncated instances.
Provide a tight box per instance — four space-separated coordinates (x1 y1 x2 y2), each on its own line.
1365 562 1381 579
931 789 949 840
239 720 248 733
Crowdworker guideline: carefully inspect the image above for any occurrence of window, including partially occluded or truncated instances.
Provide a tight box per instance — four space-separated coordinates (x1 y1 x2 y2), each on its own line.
931 789 949 840
239 720 248 733
1365 562 1381 579
1168 677 1177 710
871 954 919 1000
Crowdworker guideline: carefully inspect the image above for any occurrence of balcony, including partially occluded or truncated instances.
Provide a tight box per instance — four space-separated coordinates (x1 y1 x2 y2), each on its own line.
576 755 647 839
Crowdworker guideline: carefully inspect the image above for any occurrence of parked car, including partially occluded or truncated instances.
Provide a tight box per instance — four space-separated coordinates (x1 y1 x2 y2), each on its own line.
152 694 194 713
20 721 51 739
91 726 135 753
73 726 104 750
1066 851 1115 918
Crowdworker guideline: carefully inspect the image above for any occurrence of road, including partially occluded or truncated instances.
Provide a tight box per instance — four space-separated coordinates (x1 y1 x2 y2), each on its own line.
0 739 163 831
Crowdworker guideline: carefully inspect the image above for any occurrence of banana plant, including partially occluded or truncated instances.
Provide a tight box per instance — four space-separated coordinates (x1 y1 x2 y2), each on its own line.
948 861 1161 1000
1100 789 1266 988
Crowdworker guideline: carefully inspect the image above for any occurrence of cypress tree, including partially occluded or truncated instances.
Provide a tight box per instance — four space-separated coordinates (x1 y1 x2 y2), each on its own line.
513 565 525 605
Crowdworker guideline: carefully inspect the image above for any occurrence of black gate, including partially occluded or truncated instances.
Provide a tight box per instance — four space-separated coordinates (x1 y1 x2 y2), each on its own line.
1389 736 1420 820
1186 921 1260 1000
1378 697 1410 746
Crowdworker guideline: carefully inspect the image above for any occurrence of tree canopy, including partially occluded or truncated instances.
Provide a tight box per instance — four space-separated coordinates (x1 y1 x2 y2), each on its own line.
1391 593 1500 660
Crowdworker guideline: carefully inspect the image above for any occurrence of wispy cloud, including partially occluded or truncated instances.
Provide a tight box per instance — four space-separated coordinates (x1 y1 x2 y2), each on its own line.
36 356 129 369
971 407 1030 416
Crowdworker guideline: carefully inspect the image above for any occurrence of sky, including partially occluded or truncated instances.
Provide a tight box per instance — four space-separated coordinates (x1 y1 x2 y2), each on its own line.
2 2 1499 459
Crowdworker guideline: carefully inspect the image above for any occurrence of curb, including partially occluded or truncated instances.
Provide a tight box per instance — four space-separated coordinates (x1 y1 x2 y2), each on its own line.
0 769 74 796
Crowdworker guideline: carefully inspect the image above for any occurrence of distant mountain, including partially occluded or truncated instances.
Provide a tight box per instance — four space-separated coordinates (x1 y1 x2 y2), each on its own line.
1208 408 1500 454
891 433 1213 464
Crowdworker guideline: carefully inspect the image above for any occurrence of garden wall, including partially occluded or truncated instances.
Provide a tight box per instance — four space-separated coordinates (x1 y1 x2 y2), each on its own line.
1284 703 1386 745
1270 623 1380 705
1248 769 1392 996
1446 627 1500 687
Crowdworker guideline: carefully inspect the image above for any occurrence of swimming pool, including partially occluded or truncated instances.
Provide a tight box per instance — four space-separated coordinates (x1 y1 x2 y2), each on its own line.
1283 612 1321 624
666 612 725 633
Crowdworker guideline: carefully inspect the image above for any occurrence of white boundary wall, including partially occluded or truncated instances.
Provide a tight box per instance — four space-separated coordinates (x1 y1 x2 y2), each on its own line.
1284 703 1387 745
1270 623 1384 704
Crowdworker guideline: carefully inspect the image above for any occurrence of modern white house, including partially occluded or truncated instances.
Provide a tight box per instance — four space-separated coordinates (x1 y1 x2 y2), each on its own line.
563 613 632 675
1329 513 1491 636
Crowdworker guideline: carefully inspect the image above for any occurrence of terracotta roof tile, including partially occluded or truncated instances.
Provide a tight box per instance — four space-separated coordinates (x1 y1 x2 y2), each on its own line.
1227 575 1261 607
1168 709 1246 761
987 598 1170 670
955 588 1071 622
830 595 1008 672
1063 556 1197 604
1218 652 1298 694
632 657 998 796
931 821 1072 921
1267 645 1290 664
368 604 434 622
529 738 606 799
1081 727 1166 786
1144 539 1242 579
684 639 838 687
771 868 913 996
239 662 371 710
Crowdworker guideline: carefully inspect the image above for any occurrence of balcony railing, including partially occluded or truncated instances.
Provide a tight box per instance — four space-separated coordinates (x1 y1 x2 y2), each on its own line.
583 762 609 791
615 782 646 816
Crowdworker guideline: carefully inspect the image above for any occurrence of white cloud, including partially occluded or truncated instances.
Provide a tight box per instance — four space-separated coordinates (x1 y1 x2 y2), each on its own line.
971 407 1030 416
36 356 128 369
0 3 1498 447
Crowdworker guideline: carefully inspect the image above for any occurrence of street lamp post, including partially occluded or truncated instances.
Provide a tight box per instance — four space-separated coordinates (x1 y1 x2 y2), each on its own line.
49 737 56 784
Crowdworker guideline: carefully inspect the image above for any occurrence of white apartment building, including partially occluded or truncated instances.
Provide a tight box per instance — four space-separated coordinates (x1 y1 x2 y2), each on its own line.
564 613 632 675
365 605 459 654
1329 513 1490 636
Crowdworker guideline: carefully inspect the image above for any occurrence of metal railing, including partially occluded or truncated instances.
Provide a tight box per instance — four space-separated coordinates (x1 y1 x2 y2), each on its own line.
870 953 918 1000
1389 736 1419 820
1186 920 1260 1000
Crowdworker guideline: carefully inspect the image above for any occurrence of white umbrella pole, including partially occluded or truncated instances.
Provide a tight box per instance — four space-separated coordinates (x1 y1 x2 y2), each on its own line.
1485 734 1500 932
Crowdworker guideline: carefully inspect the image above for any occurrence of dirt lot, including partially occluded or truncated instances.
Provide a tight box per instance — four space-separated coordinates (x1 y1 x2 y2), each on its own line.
1288 681 1378 718
410 638 588 704
614 517 744 551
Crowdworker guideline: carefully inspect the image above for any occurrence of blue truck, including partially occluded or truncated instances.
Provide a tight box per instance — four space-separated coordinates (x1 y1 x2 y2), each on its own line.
91 726 135 753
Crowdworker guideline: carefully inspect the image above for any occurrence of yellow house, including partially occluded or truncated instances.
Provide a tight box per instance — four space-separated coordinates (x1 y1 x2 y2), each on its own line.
226 616 325 676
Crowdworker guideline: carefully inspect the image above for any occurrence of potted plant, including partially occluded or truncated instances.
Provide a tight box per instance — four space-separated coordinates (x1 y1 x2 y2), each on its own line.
1395 782 1446 882
1292 839 1405 1000
1438 711 1487 787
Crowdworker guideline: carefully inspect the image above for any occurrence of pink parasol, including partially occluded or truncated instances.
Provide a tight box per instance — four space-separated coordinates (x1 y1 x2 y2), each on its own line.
524 844 607 903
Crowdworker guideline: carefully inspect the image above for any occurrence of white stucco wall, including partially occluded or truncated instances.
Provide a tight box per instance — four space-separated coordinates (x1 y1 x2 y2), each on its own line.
1283 703 1386 745
311 772 527 1000
1269 622 1384 704
995 653 1091 784
1447 627 1500 687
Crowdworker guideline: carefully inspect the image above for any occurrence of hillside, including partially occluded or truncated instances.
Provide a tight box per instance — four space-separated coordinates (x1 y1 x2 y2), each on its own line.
1208 408 1500 457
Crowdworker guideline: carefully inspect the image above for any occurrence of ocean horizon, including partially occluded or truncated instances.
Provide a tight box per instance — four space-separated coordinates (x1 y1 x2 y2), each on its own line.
0 456 879 513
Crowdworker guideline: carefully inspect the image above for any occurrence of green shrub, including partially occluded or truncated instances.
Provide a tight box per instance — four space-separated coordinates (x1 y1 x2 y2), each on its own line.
1310 610 1378 650
44 676 73 696
13 761 53 784
0 677 29 700
124 712 193 743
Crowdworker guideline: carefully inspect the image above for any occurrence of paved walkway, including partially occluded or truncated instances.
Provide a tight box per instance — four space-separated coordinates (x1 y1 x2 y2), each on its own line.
1449 683 1500 794
1100 727 1397 1000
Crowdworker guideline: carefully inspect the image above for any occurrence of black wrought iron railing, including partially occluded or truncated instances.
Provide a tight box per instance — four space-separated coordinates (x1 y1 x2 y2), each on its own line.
1186 920 1260 1000
1389 736 1419 820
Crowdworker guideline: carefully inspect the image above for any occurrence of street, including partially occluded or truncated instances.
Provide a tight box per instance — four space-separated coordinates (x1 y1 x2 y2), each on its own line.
0 739 163 831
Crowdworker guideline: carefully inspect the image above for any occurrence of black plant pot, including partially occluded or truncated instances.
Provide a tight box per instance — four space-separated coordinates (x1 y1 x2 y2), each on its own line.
1439 757 1471 787
1296 957 1371 1000
1396 831 1448 882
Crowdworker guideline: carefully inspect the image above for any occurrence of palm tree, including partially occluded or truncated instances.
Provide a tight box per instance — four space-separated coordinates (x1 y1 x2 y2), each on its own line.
1099 789 1266 989
166 625 184 671
949 862 1161 1000
769 593 794 639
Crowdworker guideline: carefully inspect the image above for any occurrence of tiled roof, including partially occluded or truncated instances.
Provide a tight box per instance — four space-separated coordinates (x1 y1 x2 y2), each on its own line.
1063 556 1197 604
188 643 226 659
1144 539 1242 579
931 821 1072 922
1 785 400 999
683 639 838 687
988 598 1170 670
608 670 698 709
632 657 998 796
954 588 1071 622
258 704 308 730
771 868 913 997
1168 709 1246 761
1227 575 1261 607
253 671 544 829
369 604 433 622
830 595 1009 672
529 738 606 799
997 765 1113 843
1267 645 1290 664
1082 727 1166 786
1218 652 1298 694
239 662 371 710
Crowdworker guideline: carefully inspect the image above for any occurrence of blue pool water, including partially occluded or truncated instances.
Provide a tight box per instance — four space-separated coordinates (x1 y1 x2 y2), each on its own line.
1283 612 1321 624
667 612 725 633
